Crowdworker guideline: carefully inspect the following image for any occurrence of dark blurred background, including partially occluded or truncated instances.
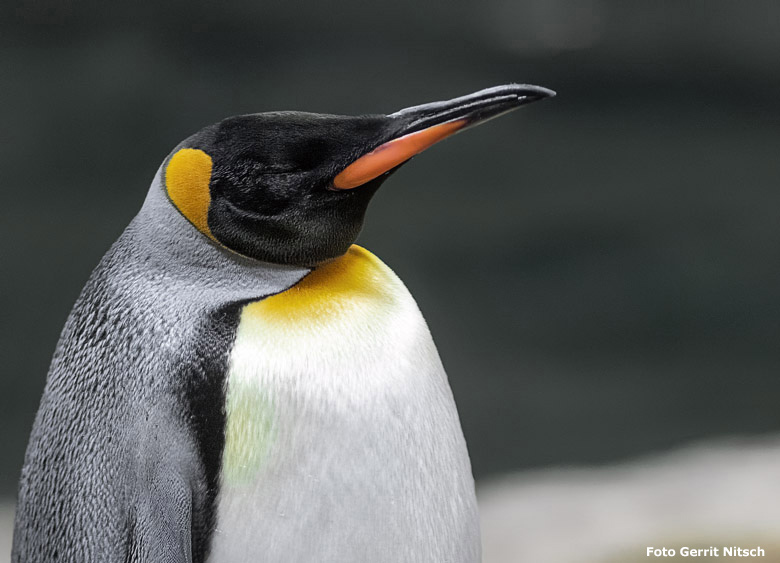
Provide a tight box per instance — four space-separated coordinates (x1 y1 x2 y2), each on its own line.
2 0 779 502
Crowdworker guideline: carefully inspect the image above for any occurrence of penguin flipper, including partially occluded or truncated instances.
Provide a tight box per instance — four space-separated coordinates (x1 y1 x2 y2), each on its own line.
123 409 209 563
125 469 194 563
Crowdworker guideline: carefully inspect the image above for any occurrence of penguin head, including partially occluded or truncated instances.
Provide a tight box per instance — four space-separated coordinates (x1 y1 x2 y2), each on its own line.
163 84 554 266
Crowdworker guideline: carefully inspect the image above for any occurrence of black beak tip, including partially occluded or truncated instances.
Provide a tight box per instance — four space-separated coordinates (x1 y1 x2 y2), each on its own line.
508 83 556 104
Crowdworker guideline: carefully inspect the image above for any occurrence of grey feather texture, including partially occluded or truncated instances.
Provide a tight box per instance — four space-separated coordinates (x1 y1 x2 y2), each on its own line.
12 169 309 562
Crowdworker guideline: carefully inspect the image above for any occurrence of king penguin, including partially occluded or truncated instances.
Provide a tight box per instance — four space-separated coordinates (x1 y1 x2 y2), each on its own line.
12 84 554 562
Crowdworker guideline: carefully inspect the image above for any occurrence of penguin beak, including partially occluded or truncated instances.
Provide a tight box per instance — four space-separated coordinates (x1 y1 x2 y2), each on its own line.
332 84 555 190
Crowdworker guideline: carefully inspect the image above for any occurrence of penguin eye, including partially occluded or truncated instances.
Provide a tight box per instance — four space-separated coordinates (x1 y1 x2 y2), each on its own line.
234 154 299 176
290 138 330 171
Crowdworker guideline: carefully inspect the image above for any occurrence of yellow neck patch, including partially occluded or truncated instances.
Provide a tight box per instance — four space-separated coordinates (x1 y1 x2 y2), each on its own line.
165 148 216 240
242 245 398 326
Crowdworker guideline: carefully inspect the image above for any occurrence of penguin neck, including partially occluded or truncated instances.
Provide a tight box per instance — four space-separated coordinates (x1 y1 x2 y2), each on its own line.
128 167 312 301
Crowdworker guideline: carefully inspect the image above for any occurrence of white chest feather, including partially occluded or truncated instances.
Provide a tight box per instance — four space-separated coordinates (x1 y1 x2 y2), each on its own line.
206 246 479 563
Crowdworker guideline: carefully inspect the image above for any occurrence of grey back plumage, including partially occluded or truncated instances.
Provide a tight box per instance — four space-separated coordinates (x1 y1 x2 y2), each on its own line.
12 169 309 562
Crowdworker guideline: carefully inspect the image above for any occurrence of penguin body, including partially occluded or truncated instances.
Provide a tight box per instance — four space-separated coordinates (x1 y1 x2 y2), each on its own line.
13 85 554 562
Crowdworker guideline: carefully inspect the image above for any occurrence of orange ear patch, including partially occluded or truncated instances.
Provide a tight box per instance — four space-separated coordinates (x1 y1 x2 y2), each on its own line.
332 119 467 189
165 148 216 240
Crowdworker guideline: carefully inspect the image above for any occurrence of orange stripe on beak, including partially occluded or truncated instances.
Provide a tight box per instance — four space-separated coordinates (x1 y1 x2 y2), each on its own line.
333 119 467 190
